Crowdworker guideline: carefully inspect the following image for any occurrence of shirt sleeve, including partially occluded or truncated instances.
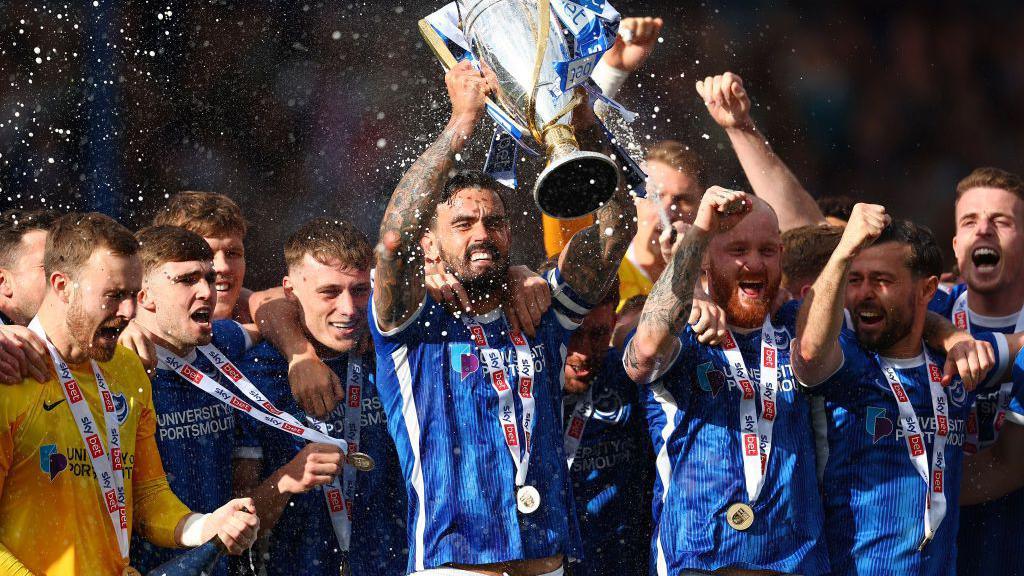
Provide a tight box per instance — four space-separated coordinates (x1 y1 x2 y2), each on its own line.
1004 346 1024 426
131 370 192 547
0 543 34 576
0 388 32 576
972 331 1010 392
546 267 593 332
797 328 872 398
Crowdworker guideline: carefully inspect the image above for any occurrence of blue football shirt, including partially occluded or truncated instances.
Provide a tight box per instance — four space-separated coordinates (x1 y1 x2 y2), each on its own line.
929 283 1024 576
238 342 408 576
809 327 1008 576
131 320 250 575
637 300 830 576
566 347 654 576
369 267 589 572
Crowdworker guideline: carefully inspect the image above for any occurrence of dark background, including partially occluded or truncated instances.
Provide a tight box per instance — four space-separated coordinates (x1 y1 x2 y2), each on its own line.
2 1 1023 288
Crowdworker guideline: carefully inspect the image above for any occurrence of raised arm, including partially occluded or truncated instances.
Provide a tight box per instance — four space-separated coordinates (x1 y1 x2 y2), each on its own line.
623 187 751 384
556 107 638 304
697 72 826 231
794 203 889 385
374 61 492 331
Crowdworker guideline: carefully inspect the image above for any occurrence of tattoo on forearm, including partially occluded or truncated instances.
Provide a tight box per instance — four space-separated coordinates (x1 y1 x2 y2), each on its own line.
637 230 711 337
375 123 463 330
560 184 638 304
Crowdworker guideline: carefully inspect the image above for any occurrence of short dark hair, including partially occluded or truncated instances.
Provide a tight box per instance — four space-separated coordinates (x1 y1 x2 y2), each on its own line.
0 209 59 268
432 170 512 227
284 218 373 272
955 167 1024 203
817 195 856 222
45 213 139 278
136 225 214 276
781 225 844 289
874 219 943 278
153 191 249 238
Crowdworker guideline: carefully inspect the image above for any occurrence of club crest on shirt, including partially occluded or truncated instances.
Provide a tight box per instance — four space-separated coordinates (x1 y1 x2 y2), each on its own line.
948 378 967 408
450 343 480 381
866 406 894 443
696 362 726 397
39 443 68 481
112 392 129 425
591 387 627 424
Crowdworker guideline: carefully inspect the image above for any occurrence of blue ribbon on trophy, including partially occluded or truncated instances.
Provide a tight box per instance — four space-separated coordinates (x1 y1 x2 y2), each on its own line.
420 0 647 220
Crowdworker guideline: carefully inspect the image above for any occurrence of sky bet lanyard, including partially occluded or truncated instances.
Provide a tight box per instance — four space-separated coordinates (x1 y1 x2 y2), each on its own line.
463 316 537 491
563 387 594 469
952 292 1021 454
719 316 779 502
308 359 365 552
28 318 129 558
155 344 357 550
877 347 949 550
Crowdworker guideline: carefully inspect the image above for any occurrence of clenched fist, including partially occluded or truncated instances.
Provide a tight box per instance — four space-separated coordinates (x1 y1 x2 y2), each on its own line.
838 203 890 258
602 17 664 73
692 186 752 235
696 72 752 130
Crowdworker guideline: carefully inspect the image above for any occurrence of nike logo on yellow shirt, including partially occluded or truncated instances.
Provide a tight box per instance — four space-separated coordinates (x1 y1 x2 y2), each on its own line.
42 399 66 411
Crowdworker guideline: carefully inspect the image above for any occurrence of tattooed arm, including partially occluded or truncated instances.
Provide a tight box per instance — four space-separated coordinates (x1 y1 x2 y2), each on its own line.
374 61 493 331
623 187 752 384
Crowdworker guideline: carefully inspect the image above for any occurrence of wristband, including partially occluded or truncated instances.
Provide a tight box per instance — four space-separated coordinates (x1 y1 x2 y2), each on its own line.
591 60 630 99
179 513 210 547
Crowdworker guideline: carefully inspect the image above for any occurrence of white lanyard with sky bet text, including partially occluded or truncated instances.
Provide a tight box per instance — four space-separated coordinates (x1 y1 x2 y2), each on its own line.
877 347 949 550
718 316 780 502
28 318 129 558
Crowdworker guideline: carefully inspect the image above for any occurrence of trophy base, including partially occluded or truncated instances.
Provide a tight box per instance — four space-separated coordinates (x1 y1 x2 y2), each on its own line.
534 151 618 219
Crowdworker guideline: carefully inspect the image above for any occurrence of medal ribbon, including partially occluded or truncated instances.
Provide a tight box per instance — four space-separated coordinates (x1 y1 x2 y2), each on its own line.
951 291 1019 454
463 316 537 487
309 359 365 552
719 316 779 501
877 347 949 546
28 318 129 558
563 387 594 469
158 345 359 549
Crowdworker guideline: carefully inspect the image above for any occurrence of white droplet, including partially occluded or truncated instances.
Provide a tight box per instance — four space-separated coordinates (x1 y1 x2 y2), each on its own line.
331 31 341 40
376 138 387 148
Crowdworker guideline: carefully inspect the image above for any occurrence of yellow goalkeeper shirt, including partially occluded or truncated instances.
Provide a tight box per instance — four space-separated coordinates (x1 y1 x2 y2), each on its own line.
0 345 191 576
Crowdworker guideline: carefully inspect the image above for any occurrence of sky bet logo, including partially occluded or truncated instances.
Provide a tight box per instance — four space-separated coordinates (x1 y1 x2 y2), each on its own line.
866 406 894 443
39 444 68 480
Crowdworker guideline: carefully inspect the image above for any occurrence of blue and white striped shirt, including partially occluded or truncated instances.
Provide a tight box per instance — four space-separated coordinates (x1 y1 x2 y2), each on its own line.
637 300 830 576
369 268 590 572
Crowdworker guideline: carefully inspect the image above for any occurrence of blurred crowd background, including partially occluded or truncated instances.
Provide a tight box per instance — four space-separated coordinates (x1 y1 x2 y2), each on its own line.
1 0 1023 288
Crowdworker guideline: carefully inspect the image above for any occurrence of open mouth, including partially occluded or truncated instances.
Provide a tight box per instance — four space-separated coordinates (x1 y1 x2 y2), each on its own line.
856 307 885 327
329 320 357 331
738 280 766 300
190 308 212 326
96 323 126 341
971 246 1000 272
469 250 494 264
215 280 231 293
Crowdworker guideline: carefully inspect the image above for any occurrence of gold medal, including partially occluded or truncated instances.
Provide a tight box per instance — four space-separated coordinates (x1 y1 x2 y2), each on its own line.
348 451 376 472
726 502 755 531
517 485 541 514
339 557 351 576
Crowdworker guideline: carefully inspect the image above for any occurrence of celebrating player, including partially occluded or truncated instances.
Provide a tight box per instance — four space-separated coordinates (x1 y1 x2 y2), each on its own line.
623 189 831 575
926 167 1024 574
0 213 258 575
371 60 635 575
793 204 1014 575
236 218 407 575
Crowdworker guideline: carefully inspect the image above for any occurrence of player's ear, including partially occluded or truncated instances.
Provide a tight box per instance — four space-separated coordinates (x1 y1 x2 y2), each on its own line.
422 231 440 263
921 275 939 302
51 271 72 304
137 280 158 313
0 268 13 299
282 275 297 302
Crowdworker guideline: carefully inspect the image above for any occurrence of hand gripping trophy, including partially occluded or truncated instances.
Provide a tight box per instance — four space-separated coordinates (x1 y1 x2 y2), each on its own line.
420 0 645 219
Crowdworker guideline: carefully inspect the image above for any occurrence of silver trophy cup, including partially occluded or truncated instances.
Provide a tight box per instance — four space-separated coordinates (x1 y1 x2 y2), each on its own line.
426 0 619 219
